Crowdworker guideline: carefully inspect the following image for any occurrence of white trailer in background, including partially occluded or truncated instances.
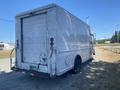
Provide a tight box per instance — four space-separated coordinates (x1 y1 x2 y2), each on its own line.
10 4 95 77
0 42 14 50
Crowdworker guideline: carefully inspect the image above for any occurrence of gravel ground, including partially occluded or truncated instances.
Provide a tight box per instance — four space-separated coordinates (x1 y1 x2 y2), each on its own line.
0 47 120 90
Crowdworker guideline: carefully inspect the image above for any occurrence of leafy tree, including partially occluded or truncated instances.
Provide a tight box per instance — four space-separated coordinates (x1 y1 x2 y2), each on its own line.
111 31 120 43
119 31 120 43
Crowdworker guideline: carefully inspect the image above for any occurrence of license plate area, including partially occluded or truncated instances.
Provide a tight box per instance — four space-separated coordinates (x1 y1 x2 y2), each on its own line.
21 63 48 73
29 65 38 70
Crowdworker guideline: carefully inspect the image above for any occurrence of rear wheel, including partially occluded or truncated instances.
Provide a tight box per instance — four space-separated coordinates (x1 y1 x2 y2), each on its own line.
72 56 82 74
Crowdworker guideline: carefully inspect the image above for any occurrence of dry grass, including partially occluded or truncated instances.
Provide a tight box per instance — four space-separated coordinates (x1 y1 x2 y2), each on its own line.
0 50 15 59
96 43 120 47
96 43 120 54
95 47 120 63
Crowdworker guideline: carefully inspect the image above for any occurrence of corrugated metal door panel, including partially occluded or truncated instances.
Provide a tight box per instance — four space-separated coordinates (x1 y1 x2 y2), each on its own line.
22 14 47 64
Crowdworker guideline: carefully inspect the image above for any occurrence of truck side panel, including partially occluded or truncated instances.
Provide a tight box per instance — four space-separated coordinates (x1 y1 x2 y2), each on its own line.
55 7 91 75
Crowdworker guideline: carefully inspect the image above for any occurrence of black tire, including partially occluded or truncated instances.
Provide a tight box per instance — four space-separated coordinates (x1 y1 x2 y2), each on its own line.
72 56 82 74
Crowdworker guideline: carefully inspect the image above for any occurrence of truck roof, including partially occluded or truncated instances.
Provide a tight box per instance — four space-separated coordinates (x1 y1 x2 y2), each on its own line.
16 3 57 17
16 3 90 28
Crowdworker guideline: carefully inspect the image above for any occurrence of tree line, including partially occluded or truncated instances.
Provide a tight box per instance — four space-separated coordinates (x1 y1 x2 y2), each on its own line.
111 31 120 43
97 31 120 44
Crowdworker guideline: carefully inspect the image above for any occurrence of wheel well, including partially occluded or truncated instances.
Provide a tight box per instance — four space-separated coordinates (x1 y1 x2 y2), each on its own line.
72 55 82 74
75 55 82 64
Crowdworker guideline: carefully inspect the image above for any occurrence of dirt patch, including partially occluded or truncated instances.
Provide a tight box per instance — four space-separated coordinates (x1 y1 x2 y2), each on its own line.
94 47 120 63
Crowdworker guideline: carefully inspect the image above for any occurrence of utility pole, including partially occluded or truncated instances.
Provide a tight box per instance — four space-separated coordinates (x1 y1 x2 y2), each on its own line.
116 25 119 43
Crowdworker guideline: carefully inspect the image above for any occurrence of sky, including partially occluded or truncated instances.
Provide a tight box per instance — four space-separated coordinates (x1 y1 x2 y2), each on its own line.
0 0 120 43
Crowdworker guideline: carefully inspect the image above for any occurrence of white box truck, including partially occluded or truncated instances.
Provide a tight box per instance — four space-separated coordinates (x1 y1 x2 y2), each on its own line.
10 4 95 77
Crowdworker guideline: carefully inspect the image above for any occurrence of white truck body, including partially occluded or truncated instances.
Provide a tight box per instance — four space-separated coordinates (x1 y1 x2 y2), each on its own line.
13 4 94 77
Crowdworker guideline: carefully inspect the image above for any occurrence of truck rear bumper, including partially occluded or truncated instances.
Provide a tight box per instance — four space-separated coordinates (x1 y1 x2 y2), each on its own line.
11 67 51 78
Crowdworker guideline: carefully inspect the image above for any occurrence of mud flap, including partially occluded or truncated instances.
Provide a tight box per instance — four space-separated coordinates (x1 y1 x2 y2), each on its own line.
49 50 56 77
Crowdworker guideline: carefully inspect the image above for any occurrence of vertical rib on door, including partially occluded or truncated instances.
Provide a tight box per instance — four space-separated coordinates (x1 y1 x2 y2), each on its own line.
22 13 47 64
